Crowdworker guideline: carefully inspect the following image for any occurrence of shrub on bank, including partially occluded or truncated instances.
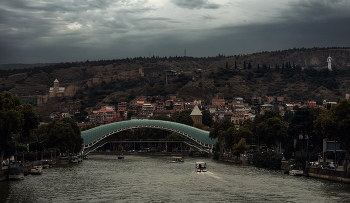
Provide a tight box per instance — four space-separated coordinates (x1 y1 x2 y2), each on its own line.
253 152 283 169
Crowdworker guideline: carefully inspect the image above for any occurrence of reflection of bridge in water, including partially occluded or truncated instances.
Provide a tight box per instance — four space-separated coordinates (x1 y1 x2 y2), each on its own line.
81 120 217 155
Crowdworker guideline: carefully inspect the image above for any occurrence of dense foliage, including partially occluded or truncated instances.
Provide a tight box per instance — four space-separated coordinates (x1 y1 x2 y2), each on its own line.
253 152 283 169
0 93 39 168
36 118 83 153
252 110 287 150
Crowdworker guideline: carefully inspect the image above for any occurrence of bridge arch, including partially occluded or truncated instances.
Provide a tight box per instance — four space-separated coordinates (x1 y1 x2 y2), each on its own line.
81 120 217 155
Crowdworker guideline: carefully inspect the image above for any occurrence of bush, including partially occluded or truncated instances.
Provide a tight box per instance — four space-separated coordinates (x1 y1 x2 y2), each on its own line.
290 150 308 170
253 152 283 169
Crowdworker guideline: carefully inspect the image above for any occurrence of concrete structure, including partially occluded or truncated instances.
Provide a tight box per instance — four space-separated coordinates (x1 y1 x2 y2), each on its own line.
190 105 202 124
327 56 332 71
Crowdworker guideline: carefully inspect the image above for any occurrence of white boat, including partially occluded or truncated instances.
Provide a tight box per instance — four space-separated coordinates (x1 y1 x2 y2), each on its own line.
31 162 43 175
289 165 304 176
8 167 24 180
170 157 183 163
49 160 56 167
58 156 69 164
42 160 50 169
70 156 79 163
195 162 207 172
289 170 304 176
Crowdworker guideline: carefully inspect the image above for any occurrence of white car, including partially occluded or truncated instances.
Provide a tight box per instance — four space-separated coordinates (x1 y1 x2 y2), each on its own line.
2 160 9 166
329 162 337 169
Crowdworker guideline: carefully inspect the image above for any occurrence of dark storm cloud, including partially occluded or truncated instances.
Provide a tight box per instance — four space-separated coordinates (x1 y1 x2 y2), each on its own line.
280 0 349 21
170 0 220 9
1 0 350 64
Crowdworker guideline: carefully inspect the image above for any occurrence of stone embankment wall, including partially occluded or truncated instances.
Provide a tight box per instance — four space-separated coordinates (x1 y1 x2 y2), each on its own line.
306 168 350 184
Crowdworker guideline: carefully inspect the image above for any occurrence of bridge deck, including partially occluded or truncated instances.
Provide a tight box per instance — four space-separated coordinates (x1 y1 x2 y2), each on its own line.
81 120 216 147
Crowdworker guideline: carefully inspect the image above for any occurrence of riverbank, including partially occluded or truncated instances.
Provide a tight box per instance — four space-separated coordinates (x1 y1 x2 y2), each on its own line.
0 157 67 182
305 167 350 184
218 154 350 184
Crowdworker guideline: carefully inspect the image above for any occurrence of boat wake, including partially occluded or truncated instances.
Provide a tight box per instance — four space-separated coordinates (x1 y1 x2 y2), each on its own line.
206 171 223 180
193 171 223 180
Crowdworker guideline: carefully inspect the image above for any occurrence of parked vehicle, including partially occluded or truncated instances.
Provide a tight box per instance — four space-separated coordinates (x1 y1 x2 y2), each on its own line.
329 162 337 169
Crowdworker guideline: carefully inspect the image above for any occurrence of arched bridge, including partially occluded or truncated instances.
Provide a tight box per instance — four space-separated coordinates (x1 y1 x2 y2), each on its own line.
81 120 217 155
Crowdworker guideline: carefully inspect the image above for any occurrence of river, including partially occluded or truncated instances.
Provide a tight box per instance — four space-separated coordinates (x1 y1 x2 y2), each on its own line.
1 154 350 202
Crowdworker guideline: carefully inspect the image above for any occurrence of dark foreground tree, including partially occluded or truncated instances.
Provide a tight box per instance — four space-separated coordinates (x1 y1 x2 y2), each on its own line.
0 93 39 169
252 110 287 151
314 99 350 171
38 118 83 153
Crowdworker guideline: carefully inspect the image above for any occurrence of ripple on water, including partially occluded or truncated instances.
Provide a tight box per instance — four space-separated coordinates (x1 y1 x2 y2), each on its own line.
2 155 350 202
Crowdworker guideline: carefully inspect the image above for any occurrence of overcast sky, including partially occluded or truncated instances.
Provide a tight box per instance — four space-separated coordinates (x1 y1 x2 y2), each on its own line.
1 0 350 64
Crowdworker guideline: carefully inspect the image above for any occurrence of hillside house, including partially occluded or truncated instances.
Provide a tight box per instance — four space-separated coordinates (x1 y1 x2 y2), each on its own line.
212 97 225 106
251 97 262 106
131 114 150 120
142 103 155 115
118 102 127 110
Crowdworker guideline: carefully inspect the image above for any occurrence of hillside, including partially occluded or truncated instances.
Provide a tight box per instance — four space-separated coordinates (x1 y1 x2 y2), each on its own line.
1 47 350 117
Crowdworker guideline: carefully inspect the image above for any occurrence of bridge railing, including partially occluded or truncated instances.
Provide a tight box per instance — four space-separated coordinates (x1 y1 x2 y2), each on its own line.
81 120 217 153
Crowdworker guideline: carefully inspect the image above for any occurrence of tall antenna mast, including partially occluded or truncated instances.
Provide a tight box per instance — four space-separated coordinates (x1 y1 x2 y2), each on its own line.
184 49 186 57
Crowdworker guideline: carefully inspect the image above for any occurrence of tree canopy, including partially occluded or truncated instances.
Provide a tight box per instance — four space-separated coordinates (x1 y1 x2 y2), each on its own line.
314 99 350 154
37 118 83 153
201 110 214 127
0 93 39 167
252 110 287 150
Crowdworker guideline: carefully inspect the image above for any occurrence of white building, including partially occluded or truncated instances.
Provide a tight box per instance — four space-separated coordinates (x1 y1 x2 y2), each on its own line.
327 56 332 71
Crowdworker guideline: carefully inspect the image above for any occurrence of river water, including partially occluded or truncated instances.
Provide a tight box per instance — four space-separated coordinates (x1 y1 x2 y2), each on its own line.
1 154 350 203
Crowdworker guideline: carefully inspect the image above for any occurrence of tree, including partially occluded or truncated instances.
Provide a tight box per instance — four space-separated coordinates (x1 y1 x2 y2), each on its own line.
209 120 235 139
252 110 287 151
232 138 249 157
314 99 350 171
150 114 172 121
0 93 39 169
171 110 194 126
248 62 252 70
223 125 254 150
39 118 83 153
202 110 214 127
127 111 138 119
210 120 235 153
287 107 323 151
